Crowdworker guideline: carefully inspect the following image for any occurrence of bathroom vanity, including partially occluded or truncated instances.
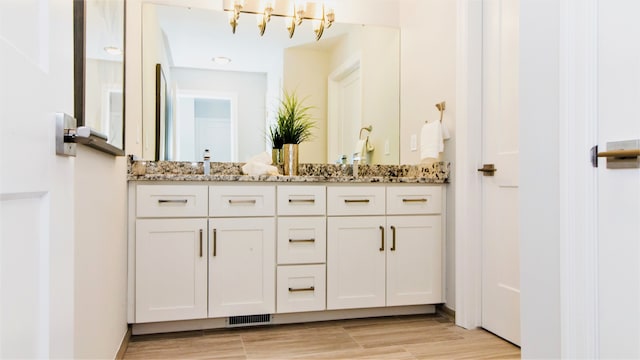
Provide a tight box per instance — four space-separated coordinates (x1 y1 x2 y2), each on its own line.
127 161 449 334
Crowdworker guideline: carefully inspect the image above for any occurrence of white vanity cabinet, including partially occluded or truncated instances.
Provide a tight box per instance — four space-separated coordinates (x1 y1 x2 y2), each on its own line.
208 185 276 317
386 186 443 305
326 186 387 309
327 185 444 310
129 181 445 332
134 185 209 323
276 185 327 313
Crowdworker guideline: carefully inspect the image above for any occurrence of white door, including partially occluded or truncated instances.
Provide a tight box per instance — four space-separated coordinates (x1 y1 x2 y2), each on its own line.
386 216 442 306
328 63 361 163
0 0 75 358
481 0 520 345
208 218 275 318
135 219 208 323
327 216 386 310
596 1 640 356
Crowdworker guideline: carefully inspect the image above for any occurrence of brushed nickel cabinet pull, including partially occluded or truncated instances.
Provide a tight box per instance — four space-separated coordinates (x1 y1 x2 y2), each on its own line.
345 199 370 204
288 286 315 292
379 226 385 251
212 229 217 257
289 238 316 243
158 199 188 204
228 199 257 205
390 226 397 251
402 198 427 203
288 199 315 203
597 149 640 158
199 229 203 257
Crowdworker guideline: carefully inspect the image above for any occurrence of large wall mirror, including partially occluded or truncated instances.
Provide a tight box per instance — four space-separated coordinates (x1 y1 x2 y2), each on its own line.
74 0 126 155
142 2 399 164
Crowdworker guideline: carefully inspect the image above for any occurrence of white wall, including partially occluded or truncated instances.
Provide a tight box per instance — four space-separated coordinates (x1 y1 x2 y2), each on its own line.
172 68 267 162
142 3 173 160
74 148 128 359
283 48 330 163
361 26 400 165
400 0 457 310
519 0 561 357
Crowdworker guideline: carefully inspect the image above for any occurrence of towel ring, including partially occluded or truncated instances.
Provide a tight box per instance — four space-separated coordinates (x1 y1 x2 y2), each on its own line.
359 125 373 140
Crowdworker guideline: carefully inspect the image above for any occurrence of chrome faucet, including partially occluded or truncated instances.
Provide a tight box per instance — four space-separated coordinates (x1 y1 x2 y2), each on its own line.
352 152 361 178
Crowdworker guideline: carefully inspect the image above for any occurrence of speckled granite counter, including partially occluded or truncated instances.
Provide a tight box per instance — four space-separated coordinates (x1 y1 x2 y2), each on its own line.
127 158 450 184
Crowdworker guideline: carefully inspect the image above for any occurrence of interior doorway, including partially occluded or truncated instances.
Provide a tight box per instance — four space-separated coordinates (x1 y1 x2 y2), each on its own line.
480 0 520 345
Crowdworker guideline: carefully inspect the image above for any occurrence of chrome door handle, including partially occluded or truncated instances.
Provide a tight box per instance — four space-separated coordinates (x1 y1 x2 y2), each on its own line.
477 164 497 176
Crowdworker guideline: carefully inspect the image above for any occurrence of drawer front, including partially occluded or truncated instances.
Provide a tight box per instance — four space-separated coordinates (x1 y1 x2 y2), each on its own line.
387 186 442 215
137 185 208 218
327 186 385 216
277 265 326 314
210 185 275 217
277 185 326 216
277 217 326 264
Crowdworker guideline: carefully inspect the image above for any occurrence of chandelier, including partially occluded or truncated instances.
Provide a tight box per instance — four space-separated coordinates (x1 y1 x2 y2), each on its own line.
224 0 335 41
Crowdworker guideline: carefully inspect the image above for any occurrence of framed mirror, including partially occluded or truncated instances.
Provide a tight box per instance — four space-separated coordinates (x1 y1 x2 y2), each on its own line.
74 0 126 155
141 3 399 164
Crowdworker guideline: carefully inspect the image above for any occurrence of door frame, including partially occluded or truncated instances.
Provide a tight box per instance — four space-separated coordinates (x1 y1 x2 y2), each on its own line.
454 0 598 357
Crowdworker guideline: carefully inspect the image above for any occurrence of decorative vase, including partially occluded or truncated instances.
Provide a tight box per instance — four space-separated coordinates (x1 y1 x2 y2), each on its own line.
283 143 299 176
271 148 283 165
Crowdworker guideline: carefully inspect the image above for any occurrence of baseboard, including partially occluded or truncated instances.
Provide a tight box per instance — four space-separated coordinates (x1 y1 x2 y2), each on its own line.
436 304 456 320
115 326 132 360
132 305 436 335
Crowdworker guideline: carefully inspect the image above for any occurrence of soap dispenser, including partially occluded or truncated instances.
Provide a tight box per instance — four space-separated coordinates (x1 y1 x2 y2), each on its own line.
203 149 211 175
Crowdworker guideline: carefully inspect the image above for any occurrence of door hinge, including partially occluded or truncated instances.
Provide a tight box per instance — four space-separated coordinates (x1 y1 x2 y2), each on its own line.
590 145 598 168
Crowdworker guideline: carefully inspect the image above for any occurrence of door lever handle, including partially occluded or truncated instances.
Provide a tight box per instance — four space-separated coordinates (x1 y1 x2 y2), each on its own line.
477 164 497 176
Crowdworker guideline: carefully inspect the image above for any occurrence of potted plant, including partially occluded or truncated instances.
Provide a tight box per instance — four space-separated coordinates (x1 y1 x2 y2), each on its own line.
276 90 315 175
268 123 284 165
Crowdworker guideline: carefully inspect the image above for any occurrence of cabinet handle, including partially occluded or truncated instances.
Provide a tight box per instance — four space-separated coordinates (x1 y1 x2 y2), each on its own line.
402 198 427 203
228 199 257 205
288 199 315 203
345 199 370 204
289 238 315 243
158 199 188 204
379 226 385 251
199 229 203 257
390 226 396 251
212 229 217 257
288 286 315 292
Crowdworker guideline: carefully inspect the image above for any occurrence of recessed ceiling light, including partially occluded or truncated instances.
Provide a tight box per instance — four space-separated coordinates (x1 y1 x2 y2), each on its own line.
104 46 123 56
212 56 232 65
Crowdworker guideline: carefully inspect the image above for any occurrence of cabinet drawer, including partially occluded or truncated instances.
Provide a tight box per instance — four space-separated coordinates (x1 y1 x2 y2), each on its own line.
277 185 326 216
386 186 442 215
327 186 385 216
277 265 326 314
210 185 275 217
277 217 326 264
136 185 208 218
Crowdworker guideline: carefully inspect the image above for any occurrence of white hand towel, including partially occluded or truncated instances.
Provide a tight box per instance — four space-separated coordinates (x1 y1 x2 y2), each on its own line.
442 121 451 140
354 140 366 157
420 121 444 160
242 151 279 176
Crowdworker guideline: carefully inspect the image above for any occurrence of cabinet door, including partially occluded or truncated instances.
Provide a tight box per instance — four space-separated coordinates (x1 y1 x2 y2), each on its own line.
135 219 208 323
327 216 386 310
209 218 276 317
386 215 442 306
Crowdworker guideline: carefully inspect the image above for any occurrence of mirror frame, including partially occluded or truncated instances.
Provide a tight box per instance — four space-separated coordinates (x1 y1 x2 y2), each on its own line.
73 0 126 156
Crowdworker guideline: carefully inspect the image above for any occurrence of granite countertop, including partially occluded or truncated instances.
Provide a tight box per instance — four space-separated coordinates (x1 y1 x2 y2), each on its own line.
127 158 450 184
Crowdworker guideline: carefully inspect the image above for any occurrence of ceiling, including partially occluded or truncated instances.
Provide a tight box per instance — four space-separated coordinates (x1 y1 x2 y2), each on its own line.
154 4 356 74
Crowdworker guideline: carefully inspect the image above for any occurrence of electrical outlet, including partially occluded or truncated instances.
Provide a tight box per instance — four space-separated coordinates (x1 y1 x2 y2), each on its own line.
410 134 417 151
384 140 390 155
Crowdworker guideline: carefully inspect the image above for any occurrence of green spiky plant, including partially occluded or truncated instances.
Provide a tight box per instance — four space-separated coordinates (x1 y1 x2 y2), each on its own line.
268 123 284 149
276 90 315 144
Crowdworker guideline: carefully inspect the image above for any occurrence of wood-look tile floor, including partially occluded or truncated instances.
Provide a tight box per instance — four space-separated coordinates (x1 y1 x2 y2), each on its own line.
124 314 520 359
